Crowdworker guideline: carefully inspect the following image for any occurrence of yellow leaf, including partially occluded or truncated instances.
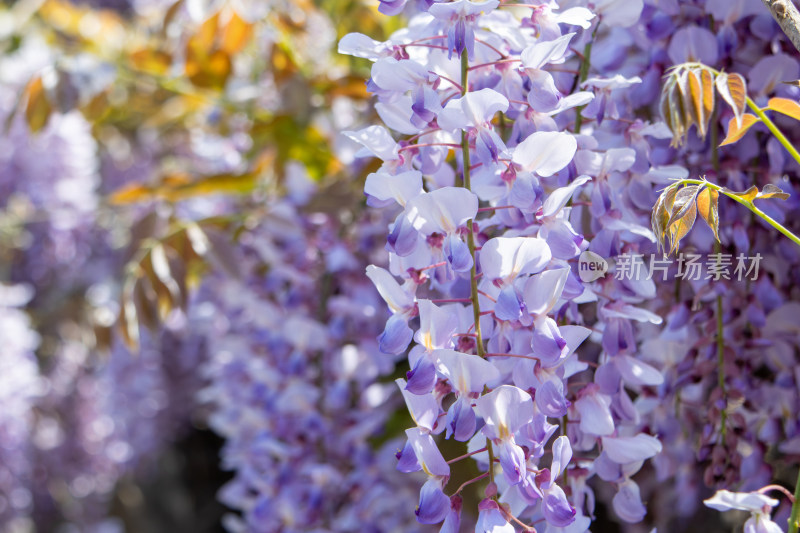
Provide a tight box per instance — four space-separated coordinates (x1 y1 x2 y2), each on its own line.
24 76 52 133
721 185 758 203
767 97 800 121
696 186 720 242
756 183 790 200
700 68 715 136
220 11 253 55
720 113 759 146
675 70 694 131
668 200 697 256
666 185 700 255
130 49 172 75
108 172 259 205
651 183 678 254
715 72 747 128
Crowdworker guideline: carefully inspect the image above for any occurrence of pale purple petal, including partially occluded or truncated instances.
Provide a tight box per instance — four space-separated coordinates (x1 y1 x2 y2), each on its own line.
416 478 451 524
512 132 578 176
612 480 647 523
520 33 575 70
446 396 477 441
437 349 501 396
480 237 552 283
444 233 474 272
704 490 779 513
364 169 423 208
497 439 527 485
523 268 570 316
602 434 663 464
550 435 573 479
405 355 438 394
343 125 399 161
398 378 440 430
475 384 534 440
540 175 592 218
614 355 664 386
379 313 414 354
406 427 450 477
543 484 577 527
575 386 615 436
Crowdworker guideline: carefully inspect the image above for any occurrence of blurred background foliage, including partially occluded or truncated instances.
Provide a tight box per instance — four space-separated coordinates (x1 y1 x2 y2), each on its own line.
0 0 403 530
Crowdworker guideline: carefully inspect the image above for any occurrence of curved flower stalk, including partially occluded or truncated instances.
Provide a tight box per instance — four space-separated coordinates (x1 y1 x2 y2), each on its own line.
342 1 669 530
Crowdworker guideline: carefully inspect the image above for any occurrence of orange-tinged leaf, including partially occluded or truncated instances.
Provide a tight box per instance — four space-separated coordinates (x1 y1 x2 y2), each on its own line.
716 72 747 127
130 49 172 75
665 184 701 255
756 183 790 200
652 183 679 254
24 76 52 133
767 97 800 121
667 185 700 228
108 172 259 205
188 13 219 56
686 69 704 134
667 83 687 147
720 113 759 146
187 49 232 90
668 199 697 256
675 70 694 131
220 11 253 55
721 185 758 203
700 68 715 135
696 186 720 242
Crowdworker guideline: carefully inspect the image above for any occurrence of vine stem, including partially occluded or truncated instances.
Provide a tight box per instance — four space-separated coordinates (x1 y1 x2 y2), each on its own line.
790 470 800 533
460 46 495 494
745 96 800 166
679 179 800 249
572 24 598 133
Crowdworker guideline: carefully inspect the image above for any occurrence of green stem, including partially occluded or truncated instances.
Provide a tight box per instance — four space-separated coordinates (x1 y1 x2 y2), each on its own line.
789 468 800 533
680 179 800 249
716 290 727 438
460 46 495 498
460 49 485 358
712 118 726 439
746 96 800 167
572 26 597 133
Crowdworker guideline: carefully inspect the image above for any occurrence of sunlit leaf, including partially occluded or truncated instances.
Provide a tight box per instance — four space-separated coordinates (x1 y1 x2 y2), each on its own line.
220 11 253 55
119 279 140 349
719 113 759 146
696 186 720 242
766 97 800 121
666 186 700 255
756 183 790 200
24 76 52 133
130 49 172 75
667 82 687 147
690 68 715 138
109 171 260 204
651 183 679 254
721 185 759 203
715 72 747 128
676 70 694 132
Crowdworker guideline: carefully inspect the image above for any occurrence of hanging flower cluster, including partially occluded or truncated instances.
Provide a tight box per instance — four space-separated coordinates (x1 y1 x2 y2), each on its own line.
195 185 424 532
341 0 673 529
